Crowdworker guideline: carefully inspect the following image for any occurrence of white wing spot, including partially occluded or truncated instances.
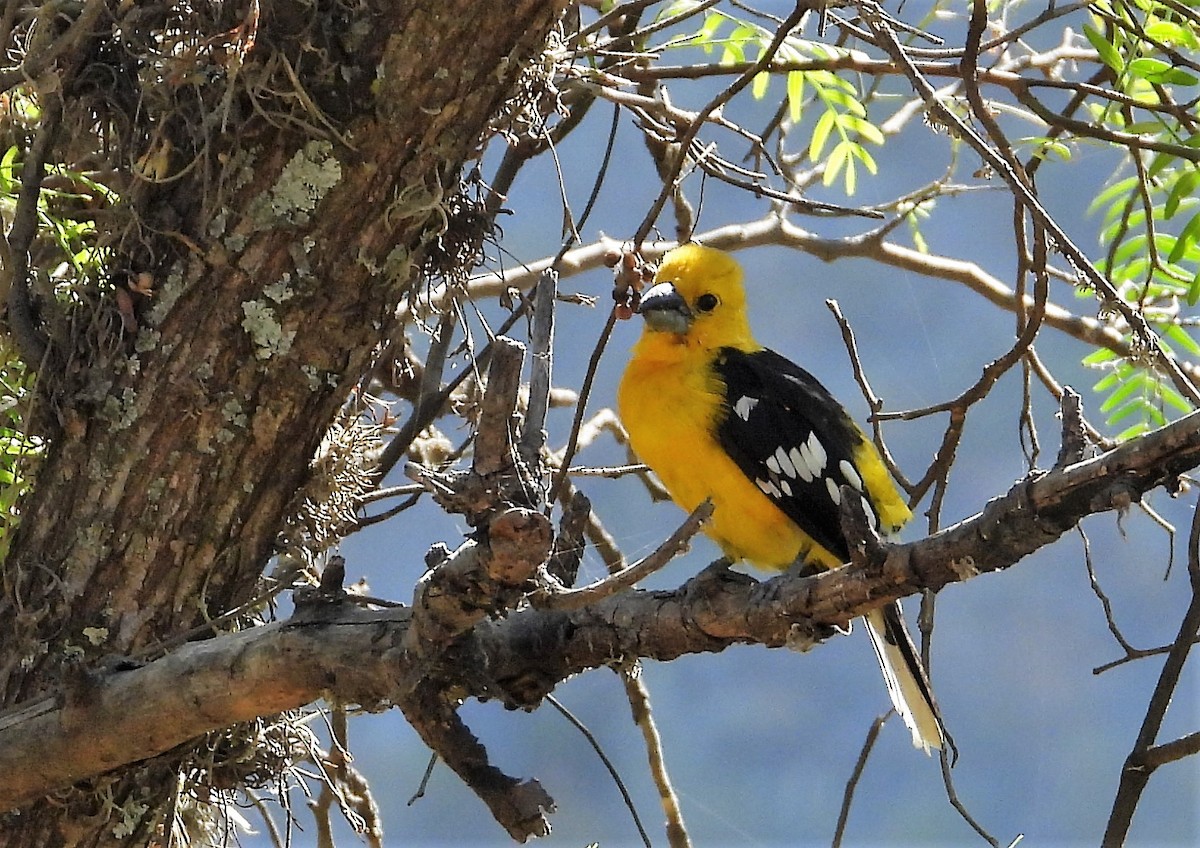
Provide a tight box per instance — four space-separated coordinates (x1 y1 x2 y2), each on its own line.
807 433 828 473
756 477 781 499
734 395 759 421
825 476 842 505
839 459 864 492
798 441 815 479
775 446 797 479
861 495 878 528
779 479 793 497
787 447 812 482
766 454 781 475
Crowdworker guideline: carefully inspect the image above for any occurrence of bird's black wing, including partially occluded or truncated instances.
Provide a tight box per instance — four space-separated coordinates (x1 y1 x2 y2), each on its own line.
712 347 874 564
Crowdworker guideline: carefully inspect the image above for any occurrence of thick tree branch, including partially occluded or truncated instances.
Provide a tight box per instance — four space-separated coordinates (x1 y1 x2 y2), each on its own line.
4 408 1200 823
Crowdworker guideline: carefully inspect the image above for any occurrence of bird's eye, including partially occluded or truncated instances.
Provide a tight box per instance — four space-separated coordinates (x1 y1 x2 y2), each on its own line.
696 293 719 312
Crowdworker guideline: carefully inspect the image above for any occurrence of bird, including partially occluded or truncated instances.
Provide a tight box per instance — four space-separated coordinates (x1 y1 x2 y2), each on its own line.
617 242 945 753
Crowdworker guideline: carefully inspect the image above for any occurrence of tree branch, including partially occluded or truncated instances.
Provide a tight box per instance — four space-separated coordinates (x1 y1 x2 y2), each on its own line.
4 408 1200 827
450 218 1182 384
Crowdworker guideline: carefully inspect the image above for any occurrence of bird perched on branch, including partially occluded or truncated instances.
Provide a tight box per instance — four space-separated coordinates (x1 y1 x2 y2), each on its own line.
618 242 945 753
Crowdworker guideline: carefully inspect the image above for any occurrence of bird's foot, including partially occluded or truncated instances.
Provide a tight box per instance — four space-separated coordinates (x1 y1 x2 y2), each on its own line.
695 556 756 585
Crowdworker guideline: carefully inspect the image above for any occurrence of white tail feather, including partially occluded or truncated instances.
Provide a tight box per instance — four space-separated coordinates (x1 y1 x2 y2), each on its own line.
864 607 944 754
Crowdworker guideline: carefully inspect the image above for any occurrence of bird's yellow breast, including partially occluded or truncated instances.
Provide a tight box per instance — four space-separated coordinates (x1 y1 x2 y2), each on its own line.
618 333 838 570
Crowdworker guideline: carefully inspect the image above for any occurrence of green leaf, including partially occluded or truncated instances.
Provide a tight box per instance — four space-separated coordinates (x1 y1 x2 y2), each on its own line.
1082 347 1119 365
1165 170 1200 218
1165 323 1200 357
1084 24 1124 73
1188 267 1200 306
1168 211 1200 264
786 71 805 123
1147 148 1177 179
1106 396 1149 426
1116 421 1150 441
0 146 17 196
1023 137 1072 161
820 86 866 116
824 141 851 190
1099 372 1145 413
752 70 770 99
1111 232 1149 267
1125 120 1168 135
809 110 836 161
842 115 885 145
842 155 857 195
851 143 878 175
697 11 725 52
1159 383 1194 414
1088 176 1139 217
1128 57 1199 86
1145 19 1200 48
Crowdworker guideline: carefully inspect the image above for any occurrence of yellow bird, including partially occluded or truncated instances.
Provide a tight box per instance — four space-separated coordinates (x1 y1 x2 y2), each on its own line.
618 243 944 753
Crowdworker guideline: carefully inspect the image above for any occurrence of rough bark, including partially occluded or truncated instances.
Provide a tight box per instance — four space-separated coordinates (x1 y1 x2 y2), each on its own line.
0 1 568 844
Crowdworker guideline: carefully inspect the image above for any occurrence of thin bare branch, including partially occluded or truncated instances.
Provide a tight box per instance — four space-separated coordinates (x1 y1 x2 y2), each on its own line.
832 713 889 848
534 500 713 610
622 669 692 848
1102 493 1200 846
547 693 653 848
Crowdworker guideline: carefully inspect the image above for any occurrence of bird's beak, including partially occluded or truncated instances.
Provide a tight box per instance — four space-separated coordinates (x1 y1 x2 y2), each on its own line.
637 282 692 334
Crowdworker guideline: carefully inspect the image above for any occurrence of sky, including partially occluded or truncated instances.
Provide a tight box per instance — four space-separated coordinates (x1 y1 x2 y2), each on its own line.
237 2 1200 845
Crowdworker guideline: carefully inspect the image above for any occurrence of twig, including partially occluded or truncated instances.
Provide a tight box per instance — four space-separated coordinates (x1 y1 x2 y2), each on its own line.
520 269 557 465
407 753 438 805
546 307 619 505
1101 493 1200 846
7 94 61 365
622 669 692 848
825 299 913 493
1053 388 1088 470
398 679 554 842
546 488 590 587
858 0 1200 407
457 219 1168 386
472 337 525 478
356 484 424 505
568 462 649 478
0 0 107 93
556 474 627 572
534 500 713 610
375 309 457 479
1079 525 1140 658
1137 731 1200 769
939 744 1001 847
248 792 287 848
350 492 422 530
831 712 889 848
1093 637 1200 675
630 3 811 246
547 694 653 848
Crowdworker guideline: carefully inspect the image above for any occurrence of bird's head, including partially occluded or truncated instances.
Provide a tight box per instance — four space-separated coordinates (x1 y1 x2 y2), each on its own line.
636 243 753 349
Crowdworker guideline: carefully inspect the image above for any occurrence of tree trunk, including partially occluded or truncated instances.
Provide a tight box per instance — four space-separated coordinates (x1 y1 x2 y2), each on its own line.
0 1 567 844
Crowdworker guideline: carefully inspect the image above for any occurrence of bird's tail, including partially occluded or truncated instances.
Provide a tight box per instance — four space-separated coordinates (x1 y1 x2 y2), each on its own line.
864 603 945 754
